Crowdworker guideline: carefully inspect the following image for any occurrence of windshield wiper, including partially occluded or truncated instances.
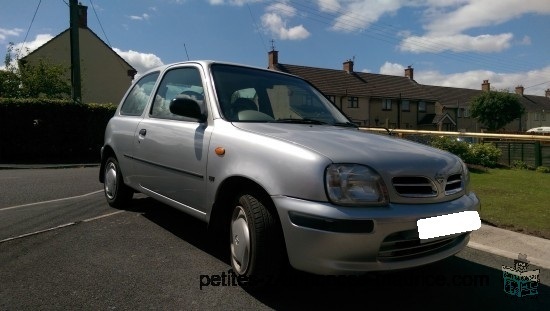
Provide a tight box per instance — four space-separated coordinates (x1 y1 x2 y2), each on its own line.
333 122 359 128
271 118 328 125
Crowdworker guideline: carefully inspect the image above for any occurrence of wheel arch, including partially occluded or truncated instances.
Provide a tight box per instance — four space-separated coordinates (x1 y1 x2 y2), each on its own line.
208 176 285 245
99 145 116 183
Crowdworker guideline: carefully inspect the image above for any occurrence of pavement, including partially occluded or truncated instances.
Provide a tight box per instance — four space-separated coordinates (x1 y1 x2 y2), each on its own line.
2 163 550 270
469 224 550 269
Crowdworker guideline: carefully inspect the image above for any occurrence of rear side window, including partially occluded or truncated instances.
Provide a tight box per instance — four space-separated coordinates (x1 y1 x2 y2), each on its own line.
120 72 159 116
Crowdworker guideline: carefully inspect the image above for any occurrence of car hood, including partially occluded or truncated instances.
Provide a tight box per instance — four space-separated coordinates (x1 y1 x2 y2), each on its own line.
234 123 463 176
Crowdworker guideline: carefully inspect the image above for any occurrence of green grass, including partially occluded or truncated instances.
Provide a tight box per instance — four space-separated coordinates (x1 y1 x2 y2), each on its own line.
470 168 550 239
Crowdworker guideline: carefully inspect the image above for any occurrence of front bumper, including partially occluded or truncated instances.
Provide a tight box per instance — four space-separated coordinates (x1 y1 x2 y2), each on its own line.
273 192 480 275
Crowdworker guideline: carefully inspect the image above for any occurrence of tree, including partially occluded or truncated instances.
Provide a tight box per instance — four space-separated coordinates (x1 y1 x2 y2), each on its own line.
0 42 71 99
469 90 524 131
0 42 21 98
19 59 71 99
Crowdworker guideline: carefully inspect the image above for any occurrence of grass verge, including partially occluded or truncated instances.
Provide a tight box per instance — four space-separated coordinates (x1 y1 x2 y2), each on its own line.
470 167 550 239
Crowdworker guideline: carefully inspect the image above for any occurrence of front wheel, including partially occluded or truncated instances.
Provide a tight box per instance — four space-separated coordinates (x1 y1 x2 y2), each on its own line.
230 192 285 288
103 157 133 208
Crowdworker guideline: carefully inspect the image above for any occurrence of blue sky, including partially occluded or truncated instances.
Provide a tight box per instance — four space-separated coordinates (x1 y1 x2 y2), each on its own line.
1 0 549 96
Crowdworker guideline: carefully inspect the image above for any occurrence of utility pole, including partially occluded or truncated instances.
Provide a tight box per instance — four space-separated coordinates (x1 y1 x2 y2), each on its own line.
69 0 81 103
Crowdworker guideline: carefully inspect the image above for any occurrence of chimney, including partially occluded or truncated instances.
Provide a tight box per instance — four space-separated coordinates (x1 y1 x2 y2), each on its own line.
482 80 490 92
268 50 278 70
515 85 524 95
404 66 414 80
546 89 550 98
78 4 88 28
343 59 354 73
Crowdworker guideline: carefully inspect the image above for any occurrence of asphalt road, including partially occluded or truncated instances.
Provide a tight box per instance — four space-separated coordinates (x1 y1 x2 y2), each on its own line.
0 167 548 310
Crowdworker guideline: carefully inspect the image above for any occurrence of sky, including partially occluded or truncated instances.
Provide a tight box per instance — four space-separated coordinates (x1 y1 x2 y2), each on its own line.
1 0 549 96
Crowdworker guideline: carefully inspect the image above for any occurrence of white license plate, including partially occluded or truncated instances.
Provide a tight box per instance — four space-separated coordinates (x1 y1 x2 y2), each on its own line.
417 211 481 240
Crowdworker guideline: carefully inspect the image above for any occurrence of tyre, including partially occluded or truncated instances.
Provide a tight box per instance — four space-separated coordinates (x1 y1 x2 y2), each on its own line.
103 157 133 208
230 192 285 288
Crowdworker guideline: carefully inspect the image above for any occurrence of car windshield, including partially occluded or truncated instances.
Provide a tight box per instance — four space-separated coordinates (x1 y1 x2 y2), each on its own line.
211 64 354 126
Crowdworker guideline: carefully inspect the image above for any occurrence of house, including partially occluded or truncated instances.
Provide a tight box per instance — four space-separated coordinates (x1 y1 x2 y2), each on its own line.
268 50 550 132
514 87 550 132
268 50 441 129
425 82 550 132
21 4 136 104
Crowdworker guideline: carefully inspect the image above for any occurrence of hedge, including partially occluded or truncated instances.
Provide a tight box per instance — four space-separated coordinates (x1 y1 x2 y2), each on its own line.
0 98 117 163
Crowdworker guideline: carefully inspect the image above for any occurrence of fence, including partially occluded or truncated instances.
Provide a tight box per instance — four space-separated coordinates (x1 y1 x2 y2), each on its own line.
488 141 550 167
360 128 550 168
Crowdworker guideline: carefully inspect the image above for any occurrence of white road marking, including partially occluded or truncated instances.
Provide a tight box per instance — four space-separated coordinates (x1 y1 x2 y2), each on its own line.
0 210 125 243
0 190 103 211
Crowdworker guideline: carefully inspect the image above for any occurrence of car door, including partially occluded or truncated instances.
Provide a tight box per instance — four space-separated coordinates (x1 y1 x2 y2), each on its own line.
112 72 159 183
132 65 211 215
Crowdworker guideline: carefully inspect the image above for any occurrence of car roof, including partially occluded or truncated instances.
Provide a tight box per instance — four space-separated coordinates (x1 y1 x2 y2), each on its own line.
138 60 297 79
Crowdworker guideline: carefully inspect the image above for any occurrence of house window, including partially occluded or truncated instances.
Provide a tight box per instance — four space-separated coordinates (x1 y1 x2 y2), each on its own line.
463 108 470 118
383 99 392 111
348 96 359 108
458 108 463 118
534 113 540 121
542 112 547 121
327 95 336 104
401 100 410 112
418 101 426 112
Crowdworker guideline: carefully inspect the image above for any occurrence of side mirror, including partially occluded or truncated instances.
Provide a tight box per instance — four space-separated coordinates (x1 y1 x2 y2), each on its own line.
169 96 206 122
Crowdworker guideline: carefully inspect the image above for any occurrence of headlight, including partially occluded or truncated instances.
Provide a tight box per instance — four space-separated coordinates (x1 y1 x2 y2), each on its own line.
325 164 389 206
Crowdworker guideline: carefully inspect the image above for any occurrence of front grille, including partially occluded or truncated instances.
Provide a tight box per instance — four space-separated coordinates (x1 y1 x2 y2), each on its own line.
378 230 467 262
392 176 437 198
445 174 463 195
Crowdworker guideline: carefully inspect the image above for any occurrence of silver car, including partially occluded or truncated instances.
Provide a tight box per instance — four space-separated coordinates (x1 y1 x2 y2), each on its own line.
100 61 480 283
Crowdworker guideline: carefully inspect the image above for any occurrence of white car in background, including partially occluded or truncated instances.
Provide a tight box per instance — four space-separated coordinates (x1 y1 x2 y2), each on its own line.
527 127 550 134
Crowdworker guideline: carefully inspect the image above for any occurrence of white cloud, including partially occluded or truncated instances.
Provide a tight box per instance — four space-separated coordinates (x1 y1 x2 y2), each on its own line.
424 0 550 36
208 0 262 6
328 0 402 32
519 35 531 46
316 1 550 54
318 0 341 13
400 33 513 53
13 34 54 57
129 13 150 21
379 61 405 76
400 0 550 53
379 61 550 96
0 27 23 42
261 2 310 40
113 48 164 75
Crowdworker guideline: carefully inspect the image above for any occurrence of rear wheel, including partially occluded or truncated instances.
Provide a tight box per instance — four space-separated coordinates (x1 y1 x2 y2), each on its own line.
103 157 133 208
230 192 285 288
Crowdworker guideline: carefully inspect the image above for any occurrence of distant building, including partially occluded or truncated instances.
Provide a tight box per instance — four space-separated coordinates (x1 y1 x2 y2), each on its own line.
268 50 550 132
21 4 136 104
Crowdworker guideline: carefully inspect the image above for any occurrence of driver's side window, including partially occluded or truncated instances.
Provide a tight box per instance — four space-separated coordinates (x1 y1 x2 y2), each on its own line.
150 67 204 120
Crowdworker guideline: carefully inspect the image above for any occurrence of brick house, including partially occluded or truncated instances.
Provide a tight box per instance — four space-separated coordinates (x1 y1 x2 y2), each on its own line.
268 50 441 129
268 50 550 132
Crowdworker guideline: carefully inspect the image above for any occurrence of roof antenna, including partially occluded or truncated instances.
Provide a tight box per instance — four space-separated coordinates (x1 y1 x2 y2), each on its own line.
270 39 276 51
184 43 190 60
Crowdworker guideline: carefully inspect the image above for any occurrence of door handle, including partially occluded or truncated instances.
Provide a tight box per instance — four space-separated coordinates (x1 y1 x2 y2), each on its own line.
139 129 147 136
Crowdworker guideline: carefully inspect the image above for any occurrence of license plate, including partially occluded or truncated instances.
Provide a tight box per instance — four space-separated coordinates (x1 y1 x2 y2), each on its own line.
417 211 481 240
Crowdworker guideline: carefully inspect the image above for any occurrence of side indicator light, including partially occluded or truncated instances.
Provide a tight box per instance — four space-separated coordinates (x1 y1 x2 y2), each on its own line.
215 147 226 156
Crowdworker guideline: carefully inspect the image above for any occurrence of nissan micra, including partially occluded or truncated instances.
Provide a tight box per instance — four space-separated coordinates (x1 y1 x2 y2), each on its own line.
100 61 480 284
